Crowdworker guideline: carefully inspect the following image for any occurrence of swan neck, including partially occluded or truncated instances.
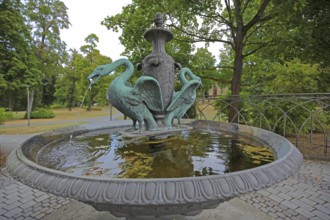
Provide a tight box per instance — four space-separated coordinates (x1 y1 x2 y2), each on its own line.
179 68 193 85
111 59 134 82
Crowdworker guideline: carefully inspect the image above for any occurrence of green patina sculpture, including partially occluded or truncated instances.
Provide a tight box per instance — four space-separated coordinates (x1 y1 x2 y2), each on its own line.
164 68 202 128
87 58 163 132
87 13 202 131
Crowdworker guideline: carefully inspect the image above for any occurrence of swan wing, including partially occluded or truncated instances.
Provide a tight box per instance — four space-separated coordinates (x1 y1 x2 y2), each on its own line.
166 80 201 112
124 92 142 106
134 76 164 111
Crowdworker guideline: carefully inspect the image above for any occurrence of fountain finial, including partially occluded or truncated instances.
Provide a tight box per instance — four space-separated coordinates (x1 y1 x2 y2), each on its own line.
154 12 164 27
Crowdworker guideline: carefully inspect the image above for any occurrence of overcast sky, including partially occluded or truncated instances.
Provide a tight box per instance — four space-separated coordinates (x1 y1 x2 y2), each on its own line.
61 0 222 62
61 0 132 60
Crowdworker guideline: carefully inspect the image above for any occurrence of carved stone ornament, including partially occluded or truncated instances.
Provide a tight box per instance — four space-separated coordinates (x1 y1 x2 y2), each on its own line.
7 121 303 219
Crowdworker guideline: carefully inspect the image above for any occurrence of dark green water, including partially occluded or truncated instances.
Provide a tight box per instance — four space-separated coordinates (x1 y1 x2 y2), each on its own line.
36 129 275 178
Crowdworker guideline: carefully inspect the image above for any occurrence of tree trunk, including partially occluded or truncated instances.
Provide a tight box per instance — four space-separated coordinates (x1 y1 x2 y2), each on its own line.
8 94 13 111
87 95 93 111
229 54 243 123
26 90 34 115
229 26 244 123
87 92 96 111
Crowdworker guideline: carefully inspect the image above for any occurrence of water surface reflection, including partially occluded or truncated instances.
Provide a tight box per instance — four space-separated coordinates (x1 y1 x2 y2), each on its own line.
36 129 275 178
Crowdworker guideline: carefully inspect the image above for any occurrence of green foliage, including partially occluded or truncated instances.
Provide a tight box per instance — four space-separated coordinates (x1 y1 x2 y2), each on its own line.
267 60 319 94
242 58 321 94
25 0 70 106
288 0 330 67
50 104 66 109
215 94 328 136
80 34 99 54
0 107 13 125
190 48 218 90
54 45 112 111
27 108 55 119
214 92 250 122
248 0 330 94
55 50 87 110
0 0 42 110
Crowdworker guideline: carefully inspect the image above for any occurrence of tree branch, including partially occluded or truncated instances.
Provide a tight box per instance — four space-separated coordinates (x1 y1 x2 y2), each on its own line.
195 11 233 29
224 0 237 49
242 0 253 15
167 22 232 45
243 43 268 57
190 65 234 71
243 0 272 33
194 74 232 84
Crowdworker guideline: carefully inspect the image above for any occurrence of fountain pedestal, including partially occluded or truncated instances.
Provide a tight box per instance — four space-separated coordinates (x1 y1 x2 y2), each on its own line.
141 13 177 126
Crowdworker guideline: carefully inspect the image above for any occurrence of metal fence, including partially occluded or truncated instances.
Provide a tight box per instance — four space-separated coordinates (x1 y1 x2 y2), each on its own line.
196 93 330 159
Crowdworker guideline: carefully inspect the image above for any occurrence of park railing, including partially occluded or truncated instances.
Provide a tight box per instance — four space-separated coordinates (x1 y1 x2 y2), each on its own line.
196 93 330 159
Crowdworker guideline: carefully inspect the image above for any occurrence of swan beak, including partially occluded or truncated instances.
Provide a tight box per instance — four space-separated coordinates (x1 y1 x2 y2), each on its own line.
87 72 101 84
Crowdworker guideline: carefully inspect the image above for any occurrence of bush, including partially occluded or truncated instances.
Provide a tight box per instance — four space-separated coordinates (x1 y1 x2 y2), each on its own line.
0 108 13 125
50 104 66 109
26 108 55 119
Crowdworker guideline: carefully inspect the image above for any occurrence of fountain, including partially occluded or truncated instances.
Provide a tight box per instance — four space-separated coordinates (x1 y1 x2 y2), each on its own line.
6 13 303 219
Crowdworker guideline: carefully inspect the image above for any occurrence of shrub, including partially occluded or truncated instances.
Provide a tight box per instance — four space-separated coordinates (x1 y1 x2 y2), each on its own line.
26 108 55 119
0 108 13 125
50 104 66 109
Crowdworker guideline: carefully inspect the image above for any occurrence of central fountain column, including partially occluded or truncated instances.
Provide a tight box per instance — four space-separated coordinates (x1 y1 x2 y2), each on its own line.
141 13 176 126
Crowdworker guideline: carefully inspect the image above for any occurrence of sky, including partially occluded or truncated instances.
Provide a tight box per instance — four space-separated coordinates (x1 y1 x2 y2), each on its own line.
61 0 222 62
61 0 132 60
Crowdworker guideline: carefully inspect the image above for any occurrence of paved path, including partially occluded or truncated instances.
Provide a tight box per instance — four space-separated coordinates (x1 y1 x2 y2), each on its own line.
241 160 330 220
0 118 329 219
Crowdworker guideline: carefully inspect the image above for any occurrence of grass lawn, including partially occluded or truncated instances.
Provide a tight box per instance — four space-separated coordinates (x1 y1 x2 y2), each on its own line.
0 106 113 134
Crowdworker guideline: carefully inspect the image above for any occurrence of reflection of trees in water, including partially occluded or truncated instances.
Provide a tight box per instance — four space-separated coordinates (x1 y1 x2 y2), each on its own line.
228 137 275 172
86 134 112 156
114 130 261 178
116 131 214 178
52 130 275 178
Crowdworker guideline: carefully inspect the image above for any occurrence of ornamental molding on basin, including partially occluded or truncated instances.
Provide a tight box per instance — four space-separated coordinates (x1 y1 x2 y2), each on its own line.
6 121 303 218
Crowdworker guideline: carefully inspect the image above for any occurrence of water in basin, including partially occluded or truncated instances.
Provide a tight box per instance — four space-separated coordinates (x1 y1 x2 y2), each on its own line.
36 128 275 178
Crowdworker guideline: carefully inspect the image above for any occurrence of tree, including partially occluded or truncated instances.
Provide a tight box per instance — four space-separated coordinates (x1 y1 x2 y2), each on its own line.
25 0 70 106
190 48 218 99
281 0 330 92
79 34 112 111
54 50 87 110
102 0 299 122
80 34 99 64
243 58 320 94
239 0 330 94
289 0 330 68
0 0 41 111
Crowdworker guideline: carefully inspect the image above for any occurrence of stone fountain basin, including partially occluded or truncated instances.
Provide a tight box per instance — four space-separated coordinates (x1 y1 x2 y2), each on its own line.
6 120 303 219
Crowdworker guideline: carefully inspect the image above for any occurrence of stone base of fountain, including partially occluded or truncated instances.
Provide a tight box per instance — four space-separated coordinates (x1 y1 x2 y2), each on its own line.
6 120 303 219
